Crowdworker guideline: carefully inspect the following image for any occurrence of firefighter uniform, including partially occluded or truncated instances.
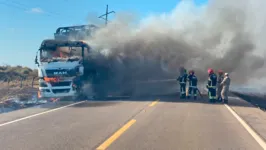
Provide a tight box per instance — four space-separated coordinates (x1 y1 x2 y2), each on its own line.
221 73 230 104
217 70 224 102
187 70 198 100
73 76 82 92
177 70 188 99
206 69 217 103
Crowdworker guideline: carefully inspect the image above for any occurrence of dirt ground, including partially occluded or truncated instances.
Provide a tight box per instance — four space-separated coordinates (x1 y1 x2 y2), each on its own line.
0 82 38 102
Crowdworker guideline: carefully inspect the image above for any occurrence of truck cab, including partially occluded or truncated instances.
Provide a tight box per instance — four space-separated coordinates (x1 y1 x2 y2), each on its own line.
35 39 90 99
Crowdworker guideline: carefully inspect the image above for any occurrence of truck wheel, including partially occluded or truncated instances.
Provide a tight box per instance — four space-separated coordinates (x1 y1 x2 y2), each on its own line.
93 91 108 100
73 92 88 101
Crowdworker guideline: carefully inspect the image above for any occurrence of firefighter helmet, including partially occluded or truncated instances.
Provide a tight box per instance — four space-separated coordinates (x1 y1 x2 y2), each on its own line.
218 70 223 75
189 70 194 75
179 66 185 72
208 68 214 74
179 66 187 74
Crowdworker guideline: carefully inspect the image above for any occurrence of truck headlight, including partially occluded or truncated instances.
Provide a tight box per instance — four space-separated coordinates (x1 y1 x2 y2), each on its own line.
41 89 50 92
40 82 48 87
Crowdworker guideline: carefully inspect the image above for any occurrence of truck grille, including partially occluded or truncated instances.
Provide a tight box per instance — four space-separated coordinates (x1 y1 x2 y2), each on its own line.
46 69 78 77
52 89 70 94
46 69 69 77
50 81 71 87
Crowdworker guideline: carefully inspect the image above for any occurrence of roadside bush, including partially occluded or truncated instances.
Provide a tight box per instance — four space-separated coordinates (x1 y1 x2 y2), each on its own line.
0 65 38 82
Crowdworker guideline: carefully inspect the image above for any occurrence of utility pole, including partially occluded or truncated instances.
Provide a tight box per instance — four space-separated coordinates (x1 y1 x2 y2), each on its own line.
98 5 115 25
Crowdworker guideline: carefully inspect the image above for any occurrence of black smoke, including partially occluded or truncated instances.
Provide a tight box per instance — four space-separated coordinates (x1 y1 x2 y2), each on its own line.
81 0 266 96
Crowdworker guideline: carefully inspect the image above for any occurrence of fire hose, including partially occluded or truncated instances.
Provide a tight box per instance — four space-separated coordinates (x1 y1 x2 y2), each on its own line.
135 79 177 83
136 79 204 98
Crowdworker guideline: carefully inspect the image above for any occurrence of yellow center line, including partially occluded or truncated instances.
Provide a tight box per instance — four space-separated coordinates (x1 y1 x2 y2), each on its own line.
96 119 136 150
149 99 159 107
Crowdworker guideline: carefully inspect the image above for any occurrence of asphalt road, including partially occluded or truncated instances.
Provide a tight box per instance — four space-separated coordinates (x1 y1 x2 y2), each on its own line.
0 96 263 150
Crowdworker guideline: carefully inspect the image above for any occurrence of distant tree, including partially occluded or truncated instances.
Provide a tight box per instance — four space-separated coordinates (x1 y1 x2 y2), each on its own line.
22 69 30 75
17 65 22 68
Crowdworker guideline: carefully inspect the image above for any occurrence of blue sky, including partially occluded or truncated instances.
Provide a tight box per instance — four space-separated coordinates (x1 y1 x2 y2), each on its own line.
0 0 207 69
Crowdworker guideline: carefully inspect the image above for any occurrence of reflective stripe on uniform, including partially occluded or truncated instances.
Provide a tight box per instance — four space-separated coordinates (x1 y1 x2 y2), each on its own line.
207 86 216 88
208 91 216 99
189 86 197 88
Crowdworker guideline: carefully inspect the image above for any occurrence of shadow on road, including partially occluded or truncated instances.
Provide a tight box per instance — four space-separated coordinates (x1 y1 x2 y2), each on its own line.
69 92 263 109
231 92 266 111
73 101 121 107
2 91 264 114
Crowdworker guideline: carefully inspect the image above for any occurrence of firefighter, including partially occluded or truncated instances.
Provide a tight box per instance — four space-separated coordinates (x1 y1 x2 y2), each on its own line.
187 70 198 100
73 76 82 92
221 73 231 104
177 67 188 99
217 70 224 102
206 68 217 103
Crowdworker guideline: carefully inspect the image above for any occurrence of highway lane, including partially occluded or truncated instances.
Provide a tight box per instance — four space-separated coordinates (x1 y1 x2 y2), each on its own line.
0 100 152 150
0 97 264 150
106 99 263 150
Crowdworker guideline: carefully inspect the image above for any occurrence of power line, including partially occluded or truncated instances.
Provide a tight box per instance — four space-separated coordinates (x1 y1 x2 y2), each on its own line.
98 5 115 25
9 0 59 16
0 0 74 20
0 1 27 11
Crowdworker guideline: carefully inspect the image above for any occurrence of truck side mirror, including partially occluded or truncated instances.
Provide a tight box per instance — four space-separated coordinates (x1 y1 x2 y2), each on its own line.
35 56 39 66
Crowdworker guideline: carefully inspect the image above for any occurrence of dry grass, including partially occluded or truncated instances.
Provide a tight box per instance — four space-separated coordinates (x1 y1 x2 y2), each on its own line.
1 80 38 88
0 86 38 102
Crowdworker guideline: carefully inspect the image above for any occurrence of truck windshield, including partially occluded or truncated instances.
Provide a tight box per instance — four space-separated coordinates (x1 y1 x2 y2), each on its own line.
40 46 84 62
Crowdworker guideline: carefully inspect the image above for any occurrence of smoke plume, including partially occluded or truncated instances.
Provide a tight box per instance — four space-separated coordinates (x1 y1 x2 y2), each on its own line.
82 0 266 96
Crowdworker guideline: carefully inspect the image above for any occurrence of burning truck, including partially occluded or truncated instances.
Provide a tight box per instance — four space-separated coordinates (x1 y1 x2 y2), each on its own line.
35 39 89 99
35 24 136 100
34 24 111 100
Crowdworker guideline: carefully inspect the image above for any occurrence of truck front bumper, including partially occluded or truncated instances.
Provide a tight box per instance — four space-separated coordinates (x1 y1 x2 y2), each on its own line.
38 87 77 98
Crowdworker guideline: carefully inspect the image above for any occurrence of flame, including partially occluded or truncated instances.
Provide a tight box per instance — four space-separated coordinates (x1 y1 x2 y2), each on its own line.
44 77 60 83
37 91 41 98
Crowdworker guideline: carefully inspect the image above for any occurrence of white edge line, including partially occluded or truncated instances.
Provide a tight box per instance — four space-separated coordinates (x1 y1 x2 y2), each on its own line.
224 104 266 150
0 101 86 127
228 96 241 100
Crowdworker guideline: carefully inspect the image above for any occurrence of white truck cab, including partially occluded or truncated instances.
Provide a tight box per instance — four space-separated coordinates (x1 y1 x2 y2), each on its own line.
35 39 89 99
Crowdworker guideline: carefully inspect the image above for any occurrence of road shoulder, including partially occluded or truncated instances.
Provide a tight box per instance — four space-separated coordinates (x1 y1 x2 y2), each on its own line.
229 97 266 143
0 101 79 124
